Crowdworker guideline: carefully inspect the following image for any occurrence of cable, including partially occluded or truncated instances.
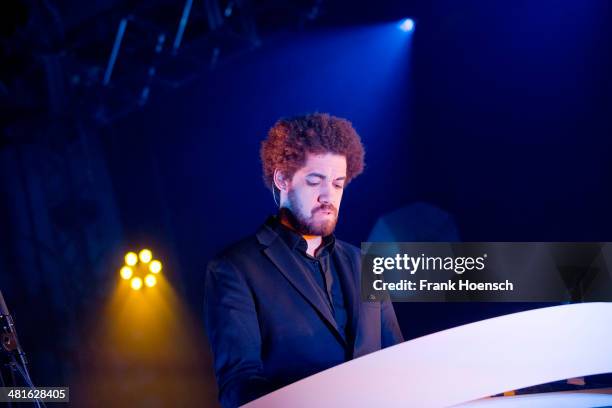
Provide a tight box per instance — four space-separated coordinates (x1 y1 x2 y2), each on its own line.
0 363 14 408
272 186 280 207
10 355 46 408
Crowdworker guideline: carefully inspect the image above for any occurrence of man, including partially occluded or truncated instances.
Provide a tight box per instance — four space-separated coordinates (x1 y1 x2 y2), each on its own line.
204 113 403 408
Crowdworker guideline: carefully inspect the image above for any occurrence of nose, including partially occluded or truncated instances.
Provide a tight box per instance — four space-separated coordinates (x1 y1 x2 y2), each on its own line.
318 183 332 205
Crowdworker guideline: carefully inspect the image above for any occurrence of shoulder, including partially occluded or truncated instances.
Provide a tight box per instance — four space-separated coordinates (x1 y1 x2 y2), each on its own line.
205 234 265 289
335 238 359 254
209 234 263 268
334 238 360 261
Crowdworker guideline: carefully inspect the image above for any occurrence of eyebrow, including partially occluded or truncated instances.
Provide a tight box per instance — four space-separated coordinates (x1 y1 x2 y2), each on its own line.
306 173 346 181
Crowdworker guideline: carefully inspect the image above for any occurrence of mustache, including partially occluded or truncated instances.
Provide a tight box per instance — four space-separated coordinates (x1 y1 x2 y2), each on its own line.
312 204 337 215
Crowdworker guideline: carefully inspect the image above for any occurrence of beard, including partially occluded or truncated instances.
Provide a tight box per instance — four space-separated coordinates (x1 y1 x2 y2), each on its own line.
280 190 338 236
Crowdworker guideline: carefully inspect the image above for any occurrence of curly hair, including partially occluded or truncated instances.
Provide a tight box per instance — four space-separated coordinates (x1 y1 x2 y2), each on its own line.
260 113 365 191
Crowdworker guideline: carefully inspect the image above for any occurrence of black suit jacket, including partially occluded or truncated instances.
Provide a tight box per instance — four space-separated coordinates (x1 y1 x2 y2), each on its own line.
204 217 404 407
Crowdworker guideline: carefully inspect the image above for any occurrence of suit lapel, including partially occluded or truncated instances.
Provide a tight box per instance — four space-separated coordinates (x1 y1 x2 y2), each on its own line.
333 245 360 356
259 228 344 342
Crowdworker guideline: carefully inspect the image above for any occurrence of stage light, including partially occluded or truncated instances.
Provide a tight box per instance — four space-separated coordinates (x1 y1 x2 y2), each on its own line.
131 277 143 290
139 249 153 263
149 260 162 274
398 18 415 32
120 266 133 280
125 252 138 266
120 248 163 289
144 274 157 288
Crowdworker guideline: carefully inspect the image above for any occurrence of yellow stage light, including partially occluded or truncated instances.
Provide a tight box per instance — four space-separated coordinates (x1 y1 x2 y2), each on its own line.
120 266 133 280
144 274 157 288
139 249 153 263
120 248 163 289
125 252 138 266
149 260 162 274
131 277 143 290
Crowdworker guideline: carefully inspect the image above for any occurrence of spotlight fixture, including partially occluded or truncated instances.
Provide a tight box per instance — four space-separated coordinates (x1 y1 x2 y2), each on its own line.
144 274 157 288
131 277 143 290
120 266 133 280
139 249 152 263
120 249 163 290
398 18 415 32
149 260 162 274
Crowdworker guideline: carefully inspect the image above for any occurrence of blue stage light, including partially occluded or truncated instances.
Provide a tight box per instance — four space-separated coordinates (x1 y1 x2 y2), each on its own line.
398 18 415 32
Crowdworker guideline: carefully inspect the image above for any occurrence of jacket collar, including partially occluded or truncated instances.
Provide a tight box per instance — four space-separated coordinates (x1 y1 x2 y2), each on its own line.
256 216 349 346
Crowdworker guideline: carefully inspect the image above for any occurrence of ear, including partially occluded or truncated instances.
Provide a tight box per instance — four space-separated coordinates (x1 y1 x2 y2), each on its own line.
273 169 288 191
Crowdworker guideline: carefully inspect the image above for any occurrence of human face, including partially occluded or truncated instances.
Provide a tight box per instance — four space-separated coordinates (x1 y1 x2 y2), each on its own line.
282 152 347 236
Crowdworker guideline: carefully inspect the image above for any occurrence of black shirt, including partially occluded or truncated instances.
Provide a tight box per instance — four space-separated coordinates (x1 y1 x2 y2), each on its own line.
272 217 349 343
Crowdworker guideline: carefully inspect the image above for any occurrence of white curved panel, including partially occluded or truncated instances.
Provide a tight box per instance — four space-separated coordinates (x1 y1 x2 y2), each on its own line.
455 391 612 407
244 303 612 408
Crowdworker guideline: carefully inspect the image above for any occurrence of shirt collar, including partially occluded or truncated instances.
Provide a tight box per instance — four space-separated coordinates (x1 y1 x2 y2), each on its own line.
267 215 336 258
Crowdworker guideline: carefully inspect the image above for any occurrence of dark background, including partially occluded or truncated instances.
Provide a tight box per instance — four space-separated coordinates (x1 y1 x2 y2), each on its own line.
1 0 611 404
